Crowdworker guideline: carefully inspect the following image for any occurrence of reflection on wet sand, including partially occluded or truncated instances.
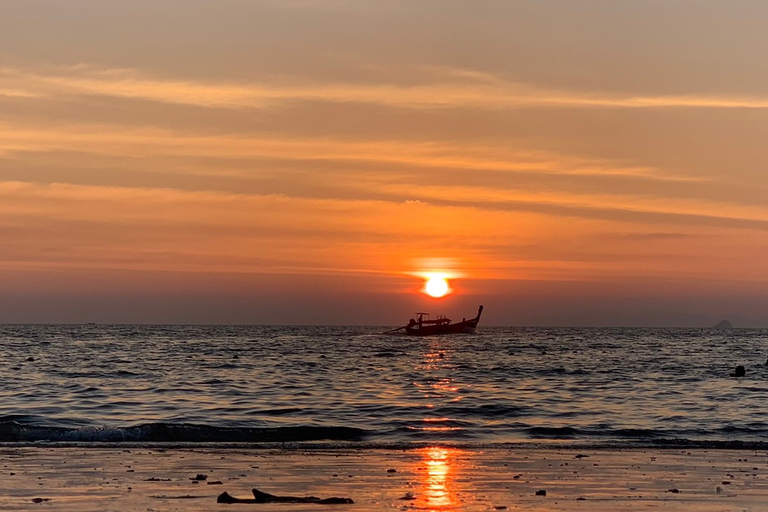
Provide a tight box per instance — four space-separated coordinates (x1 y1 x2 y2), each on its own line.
415 446 461 510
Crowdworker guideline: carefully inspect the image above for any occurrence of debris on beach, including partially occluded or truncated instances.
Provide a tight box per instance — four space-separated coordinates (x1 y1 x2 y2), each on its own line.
150 495 205 500
217 488 354 504
730 365 746 378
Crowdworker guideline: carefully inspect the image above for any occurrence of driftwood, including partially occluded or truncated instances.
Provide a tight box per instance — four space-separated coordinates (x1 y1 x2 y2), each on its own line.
217 488 354 504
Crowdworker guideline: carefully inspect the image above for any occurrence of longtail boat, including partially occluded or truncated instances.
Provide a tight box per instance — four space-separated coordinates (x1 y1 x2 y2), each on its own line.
401 305 484 336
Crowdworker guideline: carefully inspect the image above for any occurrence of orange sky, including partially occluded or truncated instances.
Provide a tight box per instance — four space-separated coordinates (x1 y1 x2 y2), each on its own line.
2 1 768 325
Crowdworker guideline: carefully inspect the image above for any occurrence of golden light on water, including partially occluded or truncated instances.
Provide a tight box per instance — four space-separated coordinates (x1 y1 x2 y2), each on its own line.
406 344 466 510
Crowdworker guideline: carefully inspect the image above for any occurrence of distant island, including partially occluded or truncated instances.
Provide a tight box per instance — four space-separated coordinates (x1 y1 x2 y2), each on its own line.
712 320 733 329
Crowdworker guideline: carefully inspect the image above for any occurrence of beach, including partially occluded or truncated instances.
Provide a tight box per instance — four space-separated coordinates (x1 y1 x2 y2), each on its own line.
2 447 767 511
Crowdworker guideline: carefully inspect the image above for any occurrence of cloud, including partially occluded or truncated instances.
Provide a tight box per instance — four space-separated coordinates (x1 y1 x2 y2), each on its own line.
1 177 767 291
5 65 768 112
3 120 765 231
3 64 768 290
0 120 700 184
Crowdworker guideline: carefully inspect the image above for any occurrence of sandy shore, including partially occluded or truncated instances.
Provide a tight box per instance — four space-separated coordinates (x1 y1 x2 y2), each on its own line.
1 446 767 511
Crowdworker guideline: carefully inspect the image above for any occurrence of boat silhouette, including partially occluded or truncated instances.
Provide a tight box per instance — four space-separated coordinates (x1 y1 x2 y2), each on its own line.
381 305 484 336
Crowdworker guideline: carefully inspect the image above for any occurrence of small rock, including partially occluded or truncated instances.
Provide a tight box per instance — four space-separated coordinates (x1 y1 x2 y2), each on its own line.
730 365 746 378
386 468 397 473
31 498 50 503
207 480 223 485
191 474 208 481
667 488 680 493
535 489 547 496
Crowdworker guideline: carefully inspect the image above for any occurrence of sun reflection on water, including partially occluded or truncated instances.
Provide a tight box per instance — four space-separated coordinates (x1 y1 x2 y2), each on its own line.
407 345 468 509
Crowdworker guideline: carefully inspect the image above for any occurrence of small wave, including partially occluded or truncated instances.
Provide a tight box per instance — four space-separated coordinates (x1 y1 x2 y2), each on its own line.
114 370 141 377
438 404 530 418
373 351 406 358
395 425 476 439
612 428 663 439
526 425 673 440
527 426 582 439
717 424 768 437
246 408 304 416
649 438 768 450
0 421 367 443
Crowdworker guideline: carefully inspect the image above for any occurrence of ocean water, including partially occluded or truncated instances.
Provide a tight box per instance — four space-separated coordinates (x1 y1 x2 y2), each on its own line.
1 324 767 448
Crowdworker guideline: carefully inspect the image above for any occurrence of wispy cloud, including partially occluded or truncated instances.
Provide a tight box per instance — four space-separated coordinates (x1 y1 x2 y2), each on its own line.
0 121 700 184
7 120 764 230
337 178 768 228
4 65 768 111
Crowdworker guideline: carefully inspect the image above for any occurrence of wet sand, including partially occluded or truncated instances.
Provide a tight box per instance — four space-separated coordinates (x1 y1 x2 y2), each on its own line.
1 446 767 511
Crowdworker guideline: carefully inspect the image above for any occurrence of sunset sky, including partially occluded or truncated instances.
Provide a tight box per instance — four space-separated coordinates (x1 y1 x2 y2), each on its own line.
2 1 768 326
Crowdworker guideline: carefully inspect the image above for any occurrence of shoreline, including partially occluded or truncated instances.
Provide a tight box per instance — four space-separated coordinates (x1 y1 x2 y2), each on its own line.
2 446 767 511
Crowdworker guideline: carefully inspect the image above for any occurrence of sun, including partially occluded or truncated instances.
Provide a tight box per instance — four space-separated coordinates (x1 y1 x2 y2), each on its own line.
425 275 450 298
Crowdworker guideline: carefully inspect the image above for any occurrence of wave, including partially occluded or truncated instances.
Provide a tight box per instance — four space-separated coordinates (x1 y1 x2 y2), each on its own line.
0 421 367 443
3 418 768 451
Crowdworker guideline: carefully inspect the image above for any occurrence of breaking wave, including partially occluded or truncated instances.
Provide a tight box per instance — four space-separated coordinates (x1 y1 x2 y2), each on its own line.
0 421 367 443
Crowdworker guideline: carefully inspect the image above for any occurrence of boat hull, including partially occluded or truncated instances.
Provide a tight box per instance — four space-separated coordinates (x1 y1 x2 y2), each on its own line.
404 305 483 336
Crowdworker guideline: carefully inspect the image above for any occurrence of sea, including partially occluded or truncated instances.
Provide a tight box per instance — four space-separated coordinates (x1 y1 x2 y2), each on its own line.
1 324 767 449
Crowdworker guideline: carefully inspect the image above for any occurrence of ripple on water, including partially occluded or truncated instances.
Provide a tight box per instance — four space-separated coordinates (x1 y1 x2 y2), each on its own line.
1 325 768 444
